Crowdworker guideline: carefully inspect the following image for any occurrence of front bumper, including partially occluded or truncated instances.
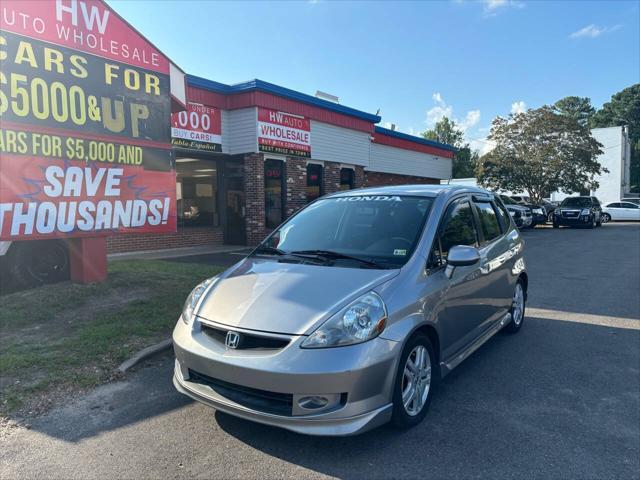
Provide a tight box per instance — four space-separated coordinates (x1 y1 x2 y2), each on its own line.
554 214 593 226
172 318 400 436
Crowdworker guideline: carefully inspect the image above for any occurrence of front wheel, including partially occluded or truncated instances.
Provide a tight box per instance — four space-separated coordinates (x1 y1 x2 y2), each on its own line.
504 280 526 333
553 221 559 229
391 333 436 429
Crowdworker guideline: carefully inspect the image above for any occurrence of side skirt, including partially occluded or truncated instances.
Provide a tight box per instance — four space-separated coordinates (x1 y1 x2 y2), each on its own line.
439 312 511 377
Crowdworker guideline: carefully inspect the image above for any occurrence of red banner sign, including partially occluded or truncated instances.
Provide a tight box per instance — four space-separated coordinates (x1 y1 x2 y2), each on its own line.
171 103 222 152
0 156 176 239
0 0 176 240
258 108 311 158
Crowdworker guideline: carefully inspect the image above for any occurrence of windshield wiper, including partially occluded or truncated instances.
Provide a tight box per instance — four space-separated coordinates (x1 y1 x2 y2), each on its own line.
289 250 387 269
252 245 286 256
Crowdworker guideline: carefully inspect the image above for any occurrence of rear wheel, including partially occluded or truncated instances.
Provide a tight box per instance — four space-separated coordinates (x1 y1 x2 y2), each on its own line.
504 280 526 333
391 333 436 429
602 213 611 223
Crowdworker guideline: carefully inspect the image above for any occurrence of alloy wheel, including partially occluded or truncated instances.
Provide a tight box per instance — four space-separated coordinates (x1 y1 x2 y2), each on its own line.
401 345 432 416
512 283 525 326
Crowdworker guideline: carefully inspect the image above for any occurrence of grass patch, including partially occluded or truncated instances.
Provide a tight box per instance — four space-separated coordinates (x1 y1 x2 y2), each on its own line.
0 260 222 416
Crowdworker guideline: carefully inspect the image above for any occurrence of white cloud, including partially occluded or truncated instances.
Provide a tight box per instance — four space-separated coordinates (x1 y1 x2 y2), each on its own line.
469 137 496 156
510 100 527 115
569 24 621 39
482 0 524 17
460 110 481 130
426 92 454 126
425 93 480 136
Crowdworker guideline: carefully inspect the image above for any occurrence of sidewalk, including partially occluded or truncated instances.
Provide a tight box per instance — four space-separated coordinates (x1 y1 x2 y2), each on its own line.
108 244 248 262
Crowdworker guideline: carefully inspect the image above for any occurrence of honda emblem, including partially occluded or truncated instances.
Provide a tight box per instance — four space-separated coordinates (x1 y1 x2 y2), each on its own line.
225 331 241 349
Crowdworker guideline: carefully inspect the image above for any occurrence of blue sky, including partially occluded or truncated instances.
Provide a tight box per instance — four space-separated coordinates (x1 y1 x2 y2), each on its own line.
109 0 639 153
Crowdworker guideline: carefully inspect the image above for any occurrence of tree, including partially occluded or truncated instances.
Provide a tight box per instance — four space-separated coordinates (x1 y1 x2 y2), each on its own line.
452 146 479 178
422 117 464 147
591 84 640 192
476 106 605 203
553 96 595 126
422 117 478 179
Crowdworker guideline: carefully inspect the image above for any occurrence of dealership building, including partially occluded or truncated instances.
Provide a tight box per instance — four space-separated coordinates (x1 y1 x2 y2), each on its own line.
107 76 456 253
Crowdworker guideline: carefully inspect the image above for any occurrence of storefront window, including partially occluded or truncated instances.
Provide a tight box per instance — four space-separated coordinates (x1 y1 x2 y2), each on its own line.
176 157 219 228
307 163 323 202
340 168 355 190
265 159 285 229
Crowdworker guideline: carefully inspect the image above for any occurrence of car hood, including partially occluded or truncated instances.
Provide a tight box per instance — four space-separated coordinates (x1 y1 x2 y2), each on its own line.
196 257 400 335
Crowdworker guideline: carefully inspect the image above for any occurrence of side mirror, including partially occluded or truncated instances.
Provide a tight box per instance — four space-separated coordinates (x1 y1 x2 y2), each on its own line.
445 245 480 278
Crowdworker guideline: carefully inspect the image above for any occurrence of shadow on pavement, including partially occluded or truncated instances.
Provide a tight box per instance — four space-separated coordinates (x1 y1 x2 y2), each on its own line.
212 316 639 479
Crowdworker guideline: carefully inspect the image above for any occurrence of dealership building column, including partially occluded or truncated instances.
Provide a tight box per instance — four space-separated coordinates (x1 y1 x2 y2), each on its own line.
244 153 267 246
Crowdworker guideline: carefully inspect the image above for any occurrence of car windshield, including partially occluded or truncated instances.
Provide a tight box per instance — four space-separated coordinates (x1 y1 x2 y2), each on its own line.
257 195 434 268
561 197 592 207
500 195 517 205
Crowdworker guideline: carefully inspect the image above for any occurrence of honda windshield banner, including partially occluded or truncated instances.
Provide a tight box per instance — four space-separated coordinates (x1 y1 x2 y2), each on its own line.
257 108 311 158
171 103 222 152
0 0 177 240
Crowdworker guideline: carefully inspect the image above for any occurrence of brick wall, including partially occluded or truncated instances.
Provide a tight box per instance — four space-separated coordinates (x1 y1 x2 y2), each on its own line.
107 227 224 253
354 166 366 189
285 157 307 217
244 153 266 247
324 161 342 194
364 171 439 187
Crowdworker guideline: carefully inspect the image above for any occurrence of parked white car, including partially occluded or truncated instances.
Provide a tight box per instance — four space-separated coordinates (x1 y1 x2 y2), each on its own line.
602 202 640 222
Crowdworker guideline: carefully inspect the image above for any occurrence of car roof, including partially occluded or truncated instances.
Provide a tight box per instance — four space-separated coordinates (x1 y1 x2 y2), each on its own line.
324 184 493 199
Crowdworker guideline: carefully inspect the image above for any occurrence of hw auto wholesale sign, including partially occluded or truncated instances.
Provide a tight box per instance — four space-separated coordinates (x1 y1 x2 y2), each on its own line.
258 108 311 158
171 103 222 152
0 0 177 240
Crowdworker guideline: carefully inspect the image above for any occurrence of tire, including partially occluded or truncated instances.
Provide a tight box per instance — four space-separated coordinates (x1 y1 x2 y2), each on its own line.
8 240 70 289
553 221 559 229
587 216 596 229
602 213 611 223
391 333 437 429
504 279 526 334
547 212 554 223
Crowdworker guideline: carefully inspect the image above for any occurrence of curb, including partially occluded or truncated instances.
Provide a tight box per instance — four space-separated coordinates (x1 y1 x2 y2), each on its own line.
117 338 173 373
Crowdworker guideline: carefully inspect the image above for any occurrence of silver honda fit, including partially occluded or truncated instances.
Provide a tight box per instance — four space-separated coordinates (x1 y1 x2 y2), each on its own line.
173 185 527 436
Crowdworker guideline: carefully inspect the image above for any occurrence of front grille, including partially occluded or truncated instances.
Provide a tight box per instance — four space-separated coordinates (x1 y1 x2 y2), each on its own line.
562 210 579 218
188 369 293 416
201 324 290 350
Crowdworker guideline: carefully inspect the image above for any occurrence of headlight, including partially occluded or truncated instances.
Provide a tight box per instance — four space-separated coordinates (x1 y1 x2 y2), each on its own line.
508 211 516 217
182 277 217 324
580 208 591 215
301 292 387 348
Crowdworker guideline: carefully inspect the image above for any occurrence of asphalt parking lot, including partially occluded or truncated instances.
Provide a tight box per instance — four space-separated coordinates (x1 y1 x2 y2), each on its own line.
1 223 639 479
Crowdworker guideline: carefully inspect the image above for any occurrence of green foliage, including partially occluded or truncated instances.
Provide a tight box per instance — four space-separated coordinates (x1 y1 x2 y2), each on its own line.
422 117 464 147
554 96 595 126
591 84 640 192
422 117 479 179
477 106 605 203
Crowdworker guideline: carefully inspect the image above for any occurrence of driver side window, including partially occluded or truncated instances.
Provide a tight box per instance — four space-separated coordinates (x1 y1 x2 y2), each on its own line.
429 199 479 270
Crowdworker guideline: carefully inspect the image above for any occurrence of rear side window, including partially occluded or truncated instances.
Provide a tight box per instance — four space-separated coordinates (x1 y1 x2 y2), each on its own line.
608 203 621 208
474 201 502 243
493 197 512 232
429 199 478 268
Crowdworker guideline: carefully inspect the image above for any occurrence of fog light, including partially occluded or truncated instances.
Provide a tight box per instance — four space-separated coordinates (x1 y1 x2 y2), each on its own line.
292 393 343 415
298 396 329 409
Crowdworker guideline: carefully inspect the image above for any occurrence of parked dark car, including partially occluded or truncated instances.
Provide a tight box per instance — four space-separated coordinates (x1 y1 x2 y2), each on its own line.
552 196 603 228
510 196 550 227
499 195 533 229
